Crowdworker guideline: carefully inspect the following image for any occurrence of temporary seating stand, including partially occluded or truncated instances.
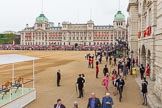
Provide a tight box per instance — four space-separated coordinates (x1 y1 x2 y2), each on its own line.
0 54 39 108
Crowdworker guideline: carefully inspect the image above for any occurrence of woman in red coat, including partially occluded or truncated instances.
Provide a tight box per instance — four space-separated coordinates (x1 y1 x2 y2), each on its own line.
145 64 150 76
136 56 138 66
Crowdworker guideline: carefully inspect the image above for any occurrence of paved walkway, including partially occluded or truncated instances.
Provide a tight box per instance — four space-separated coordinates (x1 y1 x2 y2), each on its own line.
134 69 162 108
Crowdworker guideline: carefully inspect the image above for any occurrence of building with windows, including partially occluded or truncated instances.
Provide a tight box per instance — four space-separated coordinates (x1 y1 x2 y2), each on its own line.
20 11 127 46
127 0 162 105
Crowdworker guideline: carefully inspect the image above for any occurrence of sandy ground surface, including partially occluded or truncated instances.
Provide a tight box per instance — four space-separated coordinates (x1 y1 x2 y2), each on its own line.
0 50 149 108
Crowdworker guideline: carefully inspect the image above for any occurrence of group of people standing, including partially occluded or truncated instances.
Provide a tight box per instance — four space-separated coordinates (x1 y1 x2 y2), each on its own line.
54 50 149 108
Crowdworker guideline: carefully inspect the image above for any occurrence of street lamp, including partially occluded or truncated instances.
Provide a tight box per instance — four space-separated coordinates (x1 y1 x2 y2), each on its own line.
130 50 134 75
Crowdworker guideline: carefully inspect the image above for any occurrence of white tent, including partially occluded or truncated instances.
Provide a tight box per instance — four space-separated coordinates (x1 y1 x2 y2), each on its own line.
0 54 39 87
0 54 39 65
0 54 39 103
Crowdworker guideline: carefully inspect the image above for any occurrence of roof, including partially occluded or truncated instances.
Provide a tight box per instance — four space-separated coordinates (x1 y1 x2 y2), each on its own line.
94 25 113 27
114 11 125 19
0 54 39 65
87 19 94 23
36 14 48 22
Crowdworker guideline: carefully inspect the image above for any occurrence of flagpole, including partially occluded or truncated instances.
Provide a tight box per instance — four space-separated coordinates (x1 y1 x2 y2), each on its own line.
42 0 43 14
119 0 120 11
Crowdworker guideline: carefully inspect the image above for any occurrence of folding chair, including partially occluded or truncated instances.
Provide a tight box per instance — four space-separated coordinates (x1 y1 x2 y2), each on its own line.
0 81 11 99
12 77 23 93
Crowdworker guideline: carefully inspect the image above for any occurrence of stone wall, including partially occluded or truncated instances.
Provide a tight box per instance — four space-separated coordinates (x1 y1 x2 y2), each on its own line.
154 17 162 101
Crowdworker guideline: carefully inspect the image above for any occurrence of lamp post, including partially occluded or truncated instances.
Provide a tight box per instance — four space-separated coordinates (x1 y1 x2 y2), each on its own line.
130 50 134 75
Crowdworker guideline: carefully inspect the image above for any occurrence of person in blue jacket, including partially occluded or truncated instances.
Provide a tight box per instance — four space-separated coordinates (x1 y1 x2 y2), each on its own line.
101 93 114 108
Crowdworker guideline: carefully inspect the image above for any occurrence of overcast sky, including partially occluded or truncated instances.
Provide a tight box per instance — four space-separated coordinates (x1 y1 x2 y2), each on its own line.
0 0 129 32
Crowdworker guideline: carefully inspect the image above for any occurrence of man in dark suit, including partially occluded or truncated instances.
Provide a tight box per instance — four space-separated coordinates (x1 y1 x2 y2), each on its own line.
103 65 109 76
54 99 66 108
87 92 101 108
57 70 61 87
77 74 85 98
140 64 145 80
141 77 148 106
116 76 125 102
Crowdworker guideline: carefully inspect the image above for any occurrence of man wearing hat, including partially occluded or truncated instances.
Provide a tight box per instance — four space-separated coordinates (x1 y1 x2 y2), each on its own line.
101 93 114 108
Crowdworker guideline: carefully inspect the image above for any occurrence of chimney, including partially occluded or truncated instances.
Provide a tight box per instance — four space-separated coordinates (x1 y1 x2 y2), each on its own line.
58 23 60 27
26 24 28 28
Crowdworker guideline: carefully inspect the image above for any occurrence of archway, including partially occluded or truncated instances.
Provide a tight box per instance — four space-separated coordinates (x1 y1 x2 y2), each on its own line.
141 45 146 67
75 43 78 48
147 50 151 65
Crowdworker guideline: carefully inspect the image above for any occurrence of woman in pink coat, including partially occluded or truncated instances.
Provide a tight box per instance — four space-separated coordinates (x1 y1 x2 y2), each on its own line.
104 73 109 92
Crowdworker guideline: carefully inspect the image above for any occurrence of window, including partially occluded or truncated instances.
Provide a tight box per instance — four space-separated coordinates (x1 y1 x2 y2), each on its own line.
84 37 86 40
89 37 91 40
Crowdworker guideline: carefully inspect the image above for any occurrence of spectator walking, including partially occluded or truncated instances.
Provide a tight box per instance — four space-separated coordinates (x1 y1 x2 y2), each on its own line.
57 70 61 87
141 77 148 106
103 65 109 76
54 99 66 108
117 62 123 75
101 93 114 108
106 55 108 62
76 74 85 98
116 76 125 102
114 57 116 66
140 64 145 80
103 73 109 92
123 64 128 80
88 56 91 68
111 74 117 96
87 92 101 108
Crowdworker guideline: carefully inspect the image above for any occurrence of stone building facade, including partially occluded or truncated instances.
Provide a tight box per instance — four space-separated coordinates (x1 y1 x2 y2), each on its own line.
20 11 127 46
127 0 162 102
